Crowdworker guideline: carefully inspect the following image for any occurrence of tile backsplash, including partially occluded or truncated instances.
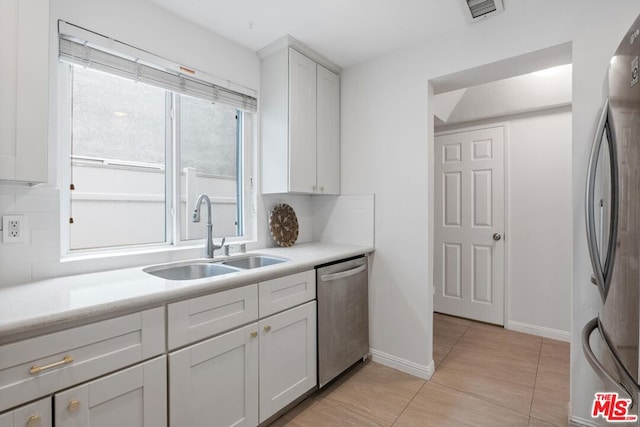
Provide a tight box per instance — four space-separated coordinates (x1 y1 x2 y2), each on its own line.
0 187 375 288
0 186 60 287
312 194 375 247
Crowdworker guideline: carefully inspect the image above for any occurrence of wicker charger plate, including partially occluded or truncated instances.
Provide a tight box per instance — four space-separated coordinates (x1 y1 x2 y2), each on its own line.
269 203 299 247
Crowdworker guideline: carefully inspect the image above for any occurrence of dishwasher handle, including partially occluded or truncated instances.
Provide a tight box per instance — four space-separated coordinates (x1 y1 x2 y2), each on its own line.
320 264 367 282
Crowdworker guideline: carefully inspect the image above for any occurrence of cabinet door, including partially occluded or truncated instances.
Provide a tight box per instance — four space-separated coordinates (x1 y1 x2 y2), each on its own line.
259 301 317 423
288 48 317 193
169 324 258 427
316 65 340 195
0 0 48 183
0 397 51 427
54 357 167 427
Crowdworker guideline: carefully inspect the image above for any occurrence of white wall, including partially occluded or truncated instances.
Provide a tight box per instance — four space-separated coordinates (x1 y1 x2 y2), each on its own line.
340 1 640 421
507 109 573 339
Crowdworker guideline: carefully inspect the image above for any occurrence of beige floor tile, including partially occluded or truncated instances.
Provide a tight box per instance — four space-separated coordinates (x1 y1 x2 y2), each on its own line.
433 312 473 327
324 362 424 426
281 394 323 422
269 415 291 427
285 399 383 427
535 360 570 394
394 381 529 427
461 324 543 355
530 387 569 426
528 417 556 426
433 317 469 367
433 342 453 367
439 338 540 387
430 364 534 415
467 319 511 332
433 318 468 345
530 389 568 425
540 339 570 364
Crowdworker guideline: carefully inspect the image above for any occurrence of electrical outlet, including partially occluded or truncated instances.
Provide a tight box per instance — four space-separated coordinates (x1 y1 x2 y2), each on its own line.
2 215 26 243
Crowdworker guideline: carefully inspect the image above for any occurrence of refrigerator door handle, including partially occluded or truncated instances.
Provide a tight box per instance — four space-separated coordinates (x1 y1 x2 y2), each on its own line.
582 317 638 404
585 97 619 302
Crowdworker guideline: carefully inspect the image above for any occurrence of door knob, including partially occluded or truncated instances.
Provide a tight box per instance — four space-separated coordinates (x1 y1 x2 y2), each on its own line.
493 233 502 241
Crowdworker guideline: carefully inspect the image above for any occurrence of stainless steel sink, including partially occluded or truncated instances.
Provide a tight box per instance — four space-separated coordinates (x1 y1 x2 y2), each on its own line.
221 255 288 269
144 262 240 280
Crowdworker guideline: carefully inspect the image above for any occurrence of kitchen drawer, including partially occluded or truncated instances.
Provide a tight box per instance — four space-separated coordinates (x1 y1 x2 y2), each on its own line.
0 396 52 427
168 284 258 349
259 270 315 317
0 307 164 413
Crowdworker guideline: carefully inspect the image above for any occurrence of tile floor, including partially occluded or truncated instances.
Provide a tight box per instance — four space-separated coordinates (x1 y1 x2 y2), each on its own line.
271 312 570 426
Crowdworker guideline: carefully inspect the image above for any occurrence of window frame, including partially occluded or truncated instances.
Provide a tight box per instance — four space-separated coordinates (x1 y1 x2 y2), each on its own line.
59 62 256 257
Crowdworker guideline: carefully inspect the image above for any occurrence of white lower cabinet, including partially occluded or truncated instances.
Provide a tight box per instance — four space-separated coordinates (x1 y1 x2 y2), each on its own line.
0 397 52 427
169 300 317 427
1 271 318 427
54 356 167 427
259 301 317 423
169 324 259 427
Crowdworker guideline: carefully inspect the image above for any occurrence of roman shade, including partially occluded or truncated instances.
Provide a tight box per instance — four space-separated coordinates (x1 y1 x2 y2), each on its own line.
58 21 258 113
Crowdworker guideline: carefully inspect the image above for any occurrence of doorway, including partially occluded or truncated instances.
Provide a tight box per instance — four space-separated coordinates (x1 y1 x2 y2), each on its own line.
430 53 573 340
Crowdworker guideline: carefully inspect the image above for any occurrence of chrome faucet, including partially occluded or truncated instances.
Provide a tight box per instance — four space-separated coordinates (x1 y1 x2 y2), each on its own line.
192 193 225 258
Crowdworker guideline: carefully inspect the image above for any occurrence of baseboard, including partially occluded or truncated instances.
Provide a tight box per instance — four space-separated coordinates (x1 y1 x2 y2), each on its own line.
369 348 434 380
507 320 570 342
568 415 600 427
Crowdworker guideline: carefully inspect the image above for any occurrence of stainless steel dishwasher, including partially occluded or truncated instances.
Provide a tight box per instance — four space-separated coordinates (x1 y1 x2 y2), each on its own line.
316 255 369 388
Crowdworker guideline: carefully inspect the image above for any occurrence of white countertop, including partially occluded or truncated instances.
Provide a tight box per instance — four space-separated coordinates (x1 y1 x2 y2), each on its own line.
0 243 374 343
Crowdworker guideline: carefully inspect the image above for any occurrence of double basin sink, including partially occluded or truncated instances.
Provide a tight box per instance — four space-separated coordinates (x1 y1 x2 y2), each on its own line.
144 254 288 281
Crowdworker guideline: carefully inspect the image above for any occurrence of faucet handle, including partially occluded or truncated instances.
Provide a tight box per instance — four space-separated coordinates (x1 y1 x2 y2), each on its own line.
214 237 226 250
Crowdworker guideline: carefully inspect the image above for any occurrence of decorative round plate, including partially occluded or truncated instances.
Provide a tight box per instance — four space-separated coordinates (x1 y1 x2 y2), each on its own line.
269 203 299 247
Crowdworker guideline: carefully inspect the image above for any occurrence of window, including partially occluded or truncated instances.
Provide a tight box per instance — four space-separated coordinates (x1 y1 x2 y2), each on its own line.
59 23 256 252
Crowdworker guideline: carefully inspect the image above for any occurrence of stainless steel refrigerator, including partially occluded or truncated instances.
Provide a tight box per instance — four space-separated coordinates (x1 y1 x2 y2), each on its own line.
582 13 640 409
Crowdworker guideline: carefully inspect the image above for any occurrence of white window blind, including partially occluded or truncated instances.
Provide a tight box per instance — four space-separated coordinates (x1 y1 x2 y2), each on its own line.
58 21 257 113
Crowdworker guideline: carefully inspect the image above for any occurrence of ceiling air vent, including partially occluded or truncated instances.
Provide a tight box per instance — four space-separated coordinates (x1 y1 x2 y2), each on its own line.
460 0 504 21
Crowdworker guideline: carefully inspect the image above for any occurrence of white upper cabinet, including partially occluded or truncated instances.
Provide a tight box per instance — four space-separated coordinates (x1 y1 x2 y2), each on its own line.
316 64 340 195
261 40 340 195
0 0 49 184
288 49 317 194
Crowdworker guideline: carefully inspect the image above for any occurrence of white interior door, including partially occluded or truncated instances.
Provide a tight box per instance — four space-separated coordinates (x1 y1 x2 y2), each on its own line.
434 126 505 325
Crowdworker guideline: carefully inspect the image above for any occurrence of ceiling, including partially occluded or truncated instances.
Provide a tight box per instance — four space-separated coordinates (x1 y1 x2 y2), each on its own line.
148 0 478 69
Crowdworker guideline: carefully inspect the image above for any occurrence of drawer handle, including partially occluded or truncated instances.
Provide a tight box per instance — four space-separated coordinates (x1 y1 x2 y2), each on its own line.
27 415 41 427
263 325 271 332
30 355 74 375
